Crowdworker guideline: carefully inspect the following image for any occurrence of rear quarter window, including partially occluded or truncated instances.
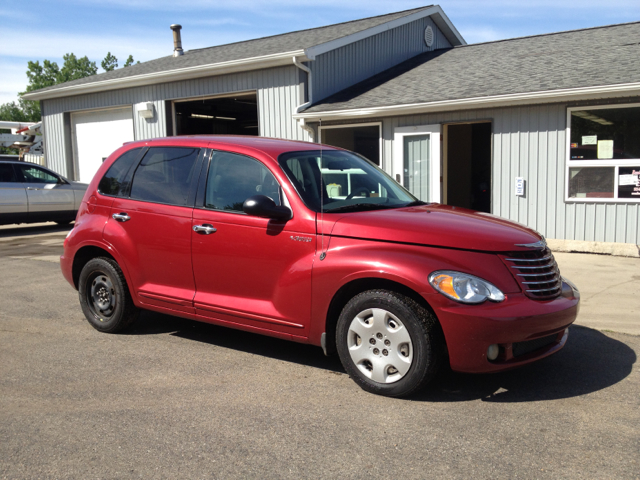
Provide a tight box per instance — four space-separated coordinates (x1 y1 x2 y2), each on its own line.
98 148 142 196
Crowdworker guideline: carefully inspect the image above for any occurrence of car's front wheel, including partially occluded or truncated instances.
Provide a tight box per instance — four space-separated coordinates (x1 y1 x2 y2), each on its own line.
336 290 442 397
78 257 139 333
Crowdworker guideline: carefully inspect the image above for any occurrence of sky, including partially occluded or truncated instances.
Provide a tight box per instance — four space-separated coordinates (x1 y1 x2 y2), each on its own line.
1 0 639 105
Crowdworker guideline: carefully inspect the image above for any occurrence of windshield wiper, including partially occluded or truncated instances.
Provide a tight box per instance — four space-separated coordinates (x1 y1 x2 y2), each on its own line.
402 200 427 207
324 203 397 213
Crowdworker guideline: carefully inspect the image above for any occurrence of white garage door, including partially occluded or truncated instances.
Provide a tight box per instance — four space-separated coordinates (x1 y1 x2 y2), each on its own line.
72 107 134 184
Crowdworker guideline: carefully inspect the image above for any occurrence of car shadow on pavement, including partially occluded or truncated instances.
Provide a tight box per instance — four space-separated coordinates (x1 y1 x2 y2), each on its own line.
129 310 346 373
0 222 73 238
130 313 636 401
414 325 636 403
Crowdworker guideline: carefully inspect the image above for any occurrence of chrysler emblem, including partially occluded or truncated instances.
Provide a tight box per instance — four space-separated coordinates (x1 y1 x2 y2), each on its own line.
514 240 546 249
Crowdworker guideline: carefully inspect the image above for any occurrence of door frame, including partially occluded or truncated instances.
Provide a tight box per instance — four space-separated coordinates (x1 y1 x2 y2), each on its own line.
442 120 493 210
393 124 441 203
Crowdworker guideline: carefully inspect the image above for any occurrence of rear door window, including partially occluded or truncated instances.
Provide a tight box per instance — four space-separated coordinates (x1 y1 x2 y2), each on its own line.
0 164 18 183
98 148 142 197
204 151 281 212
130 147 200 206
17 165 60 184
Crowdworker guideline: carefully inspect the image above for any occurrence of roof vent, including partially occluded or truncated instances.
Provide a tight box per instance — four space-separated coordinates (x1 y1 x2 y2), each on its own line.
424 26 434 48
170 24 184 57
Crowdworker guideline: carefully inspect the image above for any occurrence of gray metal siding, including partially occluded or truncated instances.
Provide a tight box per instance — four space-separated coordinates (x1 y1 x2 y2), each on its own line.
41 65 307 179
380 104 640 244
317 103 640 244
310 16 451 103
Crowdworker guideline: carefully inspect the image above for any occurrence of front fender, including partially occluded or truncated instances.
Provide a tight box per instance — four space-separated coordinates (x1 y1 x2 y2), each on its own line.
308 236 518 346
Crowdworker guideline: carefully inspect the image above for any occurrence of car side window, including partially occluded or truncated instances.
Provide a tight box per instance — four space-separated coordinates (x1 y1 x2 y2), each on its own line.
17 165 60 184
205 151 281 212
129 147 200 206
98 148 142 197
0 164 18 183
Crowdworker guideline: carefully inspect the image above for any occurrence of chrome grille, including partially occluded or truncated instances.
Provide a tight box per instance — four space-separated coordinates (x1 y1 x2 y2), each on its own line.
501 247 562 300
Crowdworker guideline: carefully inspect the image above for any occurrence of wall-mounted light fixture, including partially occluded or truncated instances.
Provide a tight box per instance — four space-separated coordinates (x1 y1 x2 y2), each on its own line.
137 102 155 119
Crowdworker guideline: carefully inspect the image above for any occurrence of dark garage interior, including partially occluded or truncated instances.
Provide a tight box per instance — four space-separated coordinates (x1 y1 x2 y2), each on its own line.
173 93 259 136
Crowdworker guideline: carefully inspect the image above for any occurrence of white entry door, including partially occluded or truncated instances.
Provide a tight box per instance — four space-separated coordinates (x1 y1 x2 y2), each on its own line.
71 107 134 183
393 125 441 203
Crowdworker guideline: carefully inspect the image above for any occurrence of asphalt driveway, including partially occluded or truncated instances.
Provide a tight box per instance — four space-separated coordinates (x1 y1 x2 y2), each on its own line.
0 224 638 479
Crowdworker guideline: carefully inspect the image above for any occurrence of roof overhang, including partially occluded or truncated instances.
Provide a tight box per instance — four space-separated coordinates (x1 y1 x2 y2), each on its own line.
294 82 640 121
305 5 465 60
22 50 307 101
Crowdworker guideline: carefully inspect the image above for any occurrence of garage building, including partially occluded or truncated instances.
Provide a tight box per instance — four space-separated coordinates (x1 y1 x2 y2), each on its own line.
23 5 640 250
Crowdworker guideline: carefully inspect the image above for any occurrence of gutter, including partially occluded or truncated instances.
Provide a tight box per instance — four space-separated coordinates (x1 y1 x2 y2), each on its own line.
23 50 307 101
292 56 315 140
293 82 640 121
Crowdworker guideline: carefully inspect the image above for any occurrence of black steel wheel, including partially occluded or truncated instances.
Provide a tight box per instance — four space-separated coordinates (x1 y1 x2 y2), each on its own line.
336 290 442 397
78 257 139 333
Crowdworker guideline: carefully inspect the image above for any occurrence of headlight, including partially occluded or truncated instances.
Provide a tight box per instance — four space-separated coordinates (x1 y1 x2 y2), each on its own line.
428 270 505 304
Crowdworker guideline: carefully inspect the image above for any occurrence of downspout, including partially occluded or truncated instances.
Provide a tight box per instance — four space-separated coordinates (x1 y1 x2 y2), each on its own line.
292 56 315 141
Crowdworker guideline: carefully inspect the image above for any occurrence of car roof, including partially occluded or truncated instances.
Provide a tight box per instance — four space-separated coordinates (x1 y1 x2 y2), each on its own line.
125 135 340 163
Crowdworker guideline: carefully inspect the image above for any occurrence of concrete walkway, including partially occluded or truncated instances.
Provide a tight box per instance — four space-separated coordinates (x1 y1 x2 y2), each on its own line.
555 252 640 336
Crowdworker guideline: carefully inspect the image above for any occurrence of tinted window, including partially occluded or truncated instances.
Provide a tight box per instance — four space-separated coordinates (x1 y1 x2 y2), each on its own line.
205 151 281 212
98 148 142 196
18 165 60 184
0 164 18 183
130 147 199 206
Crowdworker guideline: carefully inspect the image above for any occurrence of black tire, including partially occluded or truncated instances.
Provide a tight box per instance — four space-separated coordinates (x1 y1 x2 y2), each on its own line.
336 290 442 397
78 257 139 333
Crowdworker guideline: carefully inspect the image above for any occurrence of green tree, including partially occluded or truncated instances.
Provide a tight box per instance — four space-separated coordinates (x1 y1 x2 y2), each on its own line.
123 55 139 67
58 53 98 83
101 52 118 72
17 54 98 121
2 52 139 125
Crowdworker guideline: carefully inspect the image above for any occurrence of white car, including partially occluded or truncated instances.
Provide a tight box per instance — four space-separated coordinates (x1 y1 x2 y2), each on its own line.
0 160 88 225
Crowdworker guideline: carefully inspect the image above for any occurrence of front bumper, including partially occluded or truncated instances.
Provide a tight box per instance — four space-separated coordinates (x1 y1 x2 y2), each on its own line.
429 280 580 373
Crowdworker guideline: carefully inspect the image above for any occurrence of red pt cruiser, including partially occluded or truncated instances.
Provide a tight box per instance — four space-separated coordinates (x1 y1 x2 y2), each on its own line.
61 136 579 397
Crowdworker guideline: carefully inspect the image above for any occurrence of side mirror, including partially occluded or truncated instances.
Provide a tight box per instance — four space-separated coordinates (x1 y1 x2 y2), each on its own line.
243 195 292 221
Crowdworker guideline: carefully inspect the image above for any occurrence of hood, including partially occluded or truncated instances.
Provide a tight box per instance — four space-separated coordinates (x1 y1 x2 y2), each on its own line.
329 204 543 252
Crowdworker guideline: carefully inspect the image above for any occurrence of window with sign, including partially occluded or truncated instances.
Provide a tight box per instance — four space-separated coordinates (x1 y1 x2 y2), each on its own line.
567 104 640 201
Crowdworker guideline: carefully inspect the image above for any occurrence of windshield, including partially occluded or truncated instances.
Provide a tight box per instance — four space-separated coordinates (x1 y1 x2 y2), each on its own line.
278 149 420 213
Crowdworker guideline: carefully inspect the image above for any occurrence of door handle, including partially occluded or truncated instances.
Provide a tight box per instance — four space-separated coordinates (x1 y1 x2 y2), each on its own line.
26 187 41 190
193 224 216 234
112 212 131 222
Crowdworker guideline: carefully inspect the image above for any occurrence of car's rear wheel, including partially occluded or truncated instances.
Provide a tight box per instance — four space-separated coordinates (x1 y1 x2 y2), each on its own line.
78 257 139 333
336 290 442 397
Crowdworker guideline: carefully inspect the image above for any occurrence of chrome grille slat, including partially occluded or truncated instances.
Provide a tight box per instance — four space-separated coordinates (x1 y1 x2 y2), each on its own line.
501 247 562 300
526 286 562 293
511 263 555 269
504 255 552 262
517 269 559 277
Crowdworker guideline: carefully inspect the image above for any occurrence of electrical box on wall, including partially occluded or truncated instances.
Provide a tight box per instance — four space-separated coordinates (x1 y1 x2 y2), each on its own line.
515 177 525 196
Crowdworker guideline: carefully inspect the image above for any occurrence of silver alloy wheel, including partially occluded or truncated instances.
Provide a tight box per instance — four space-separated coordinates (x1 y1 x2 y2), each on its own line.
90 274 116 318
346 308 413 384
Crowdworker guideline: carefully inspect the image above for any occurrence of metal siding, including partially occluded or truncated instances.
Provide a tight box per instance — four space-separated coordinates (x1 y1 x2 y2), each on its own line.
40 66 306 177
359 102 640 244
311 16 451 102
